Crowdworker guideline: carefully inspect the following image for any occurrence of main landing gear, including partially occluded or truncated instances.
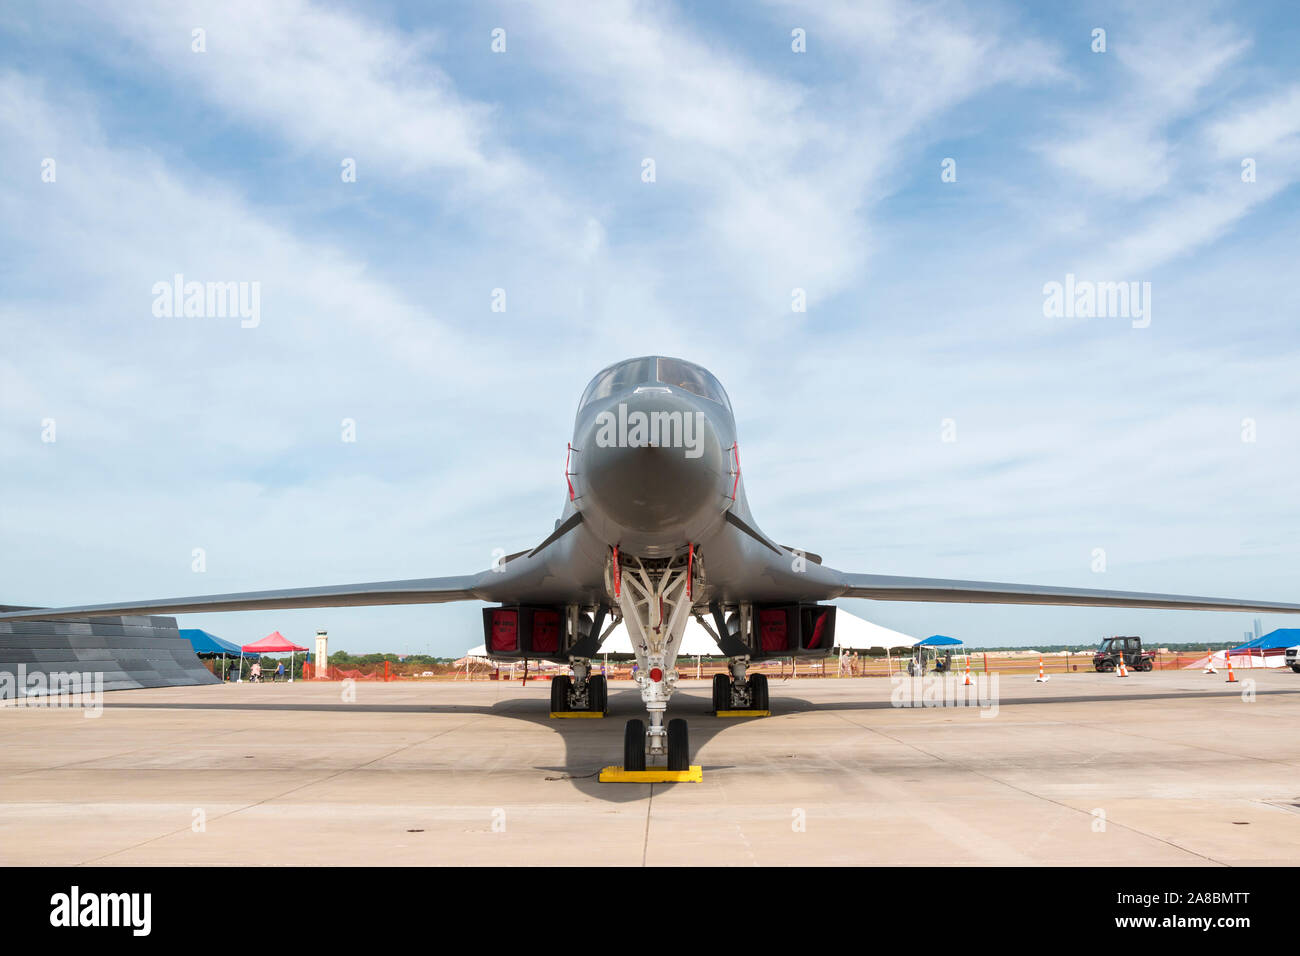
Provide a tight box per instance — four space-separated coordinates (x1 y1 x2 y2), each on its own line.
551 658 608 714
712 657 768 712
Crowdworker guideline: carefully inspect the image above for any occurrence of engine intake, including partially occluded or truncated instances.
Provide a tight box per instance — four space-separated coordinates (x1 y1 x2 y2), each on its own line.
481 605 591 662
726 603 837 659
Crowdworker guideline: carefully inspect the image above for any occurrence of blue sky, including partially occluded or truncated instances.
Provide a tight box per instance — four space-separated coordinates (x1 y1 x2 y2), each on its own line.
1 0 1297 655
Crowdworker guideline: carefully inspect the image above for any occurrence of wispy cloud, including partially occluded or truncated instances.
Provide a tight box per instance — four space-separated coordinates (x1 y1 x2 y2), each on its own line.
521 0 1062 311
102 0 514 182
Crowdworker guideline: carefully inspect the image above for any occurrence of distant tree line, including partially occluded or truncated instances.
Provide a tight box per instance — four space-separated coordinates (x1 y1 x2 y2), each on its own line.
312 651 460 668
960 641 1243 652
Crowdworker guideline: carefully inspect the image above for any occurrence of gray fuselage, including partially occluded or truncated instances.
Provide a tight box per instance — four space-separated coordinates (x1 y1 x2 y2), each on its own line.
476 356 843 611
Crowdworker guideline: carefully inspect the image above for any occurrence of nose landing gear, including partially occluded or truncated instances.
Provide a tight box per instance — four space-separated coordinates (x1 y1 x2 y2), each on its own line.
610 549 696 773
621 717 690 772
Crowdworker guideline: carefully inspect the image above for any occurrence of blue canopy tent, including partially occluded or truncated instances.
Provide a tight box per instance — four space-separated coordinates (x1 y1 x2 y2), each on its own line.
910 635 964 675
1230 629 1300 652
180 629 257 681
1228 629 1300 667
180 629 246 656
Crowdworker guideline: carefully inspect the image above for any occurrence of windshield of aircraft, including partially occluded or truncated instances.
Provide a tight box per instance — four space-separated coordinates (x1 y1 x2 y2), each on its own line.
579 357 731 411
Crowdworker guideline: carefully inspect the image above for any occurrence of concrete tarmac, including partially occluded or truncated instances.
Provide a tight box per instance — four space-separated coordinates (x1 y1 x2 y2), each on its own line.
2 671 1298 866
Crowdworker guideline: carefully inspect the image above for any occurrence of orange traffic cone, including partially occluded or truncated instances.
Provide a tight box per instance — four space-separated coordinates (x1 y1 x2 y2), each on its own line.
1202 649 1217 675
963 656 972 686
1225 654 1237 683
1034 656 1049 682
1117 657 1129 677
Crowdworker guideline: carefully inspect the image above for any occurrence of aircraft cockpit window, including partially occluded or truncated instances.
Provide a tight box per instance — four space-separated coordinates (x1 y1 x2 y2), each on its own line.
580 358 657 407
579 357 732 411
655 358 731 410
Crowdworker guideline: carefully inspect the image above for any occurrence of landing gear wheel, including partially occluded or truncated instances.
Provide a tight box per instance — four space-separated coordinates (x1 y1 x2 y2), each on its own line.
623 719 646 772
749 673 769 711
711 673 730 713
667 718 689 771
589 674 608 714
550 675 571 712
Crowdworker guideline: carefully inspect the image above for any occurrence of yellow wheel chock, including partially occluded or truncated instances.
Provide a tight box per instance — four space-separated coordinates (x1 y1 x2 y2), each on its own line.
598 765 703 783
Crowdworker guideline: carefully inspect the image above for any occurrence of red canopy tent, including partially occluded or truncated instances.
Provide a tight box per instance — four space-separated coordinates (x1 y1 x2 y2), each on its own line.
240 632 308 683
242 631 307 653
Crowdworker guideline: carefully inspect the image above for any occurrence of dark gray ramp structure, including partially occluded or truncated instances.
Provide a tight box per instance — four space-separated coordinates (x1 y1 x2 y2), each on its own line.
0 608 220 698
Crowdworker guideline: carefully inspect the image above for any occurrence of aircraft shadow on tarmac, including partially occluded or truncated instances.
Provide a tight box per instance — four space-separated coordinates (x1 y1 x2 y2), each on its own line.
99 683 1300 804
100 687 754 804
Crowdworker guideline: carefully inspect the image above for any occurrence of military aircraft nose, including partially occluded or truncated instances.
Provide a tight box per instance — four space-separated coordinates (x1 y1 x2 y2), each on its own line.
581 389 725 536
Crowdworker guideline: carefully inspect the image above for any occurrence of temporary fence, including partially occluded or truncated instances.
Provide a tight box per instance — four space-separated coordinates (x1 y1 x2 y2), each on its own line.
294 651 1274 682
301 661 405 681
299 659 510 681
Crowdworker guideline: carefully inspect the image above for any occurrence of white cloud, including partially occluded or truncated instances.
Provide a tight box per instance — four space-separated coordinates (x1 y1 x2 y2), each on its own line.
1088 180 1287 276
102 0 508 181
520 0 1061 310
1206 84 1300 157
1037 17 1249 198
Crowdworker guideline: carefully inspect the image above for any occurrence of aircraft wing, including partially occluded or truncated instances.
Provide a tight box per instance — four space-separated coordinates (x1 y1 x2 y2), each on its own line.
0 574 486 622
837 573 1300 613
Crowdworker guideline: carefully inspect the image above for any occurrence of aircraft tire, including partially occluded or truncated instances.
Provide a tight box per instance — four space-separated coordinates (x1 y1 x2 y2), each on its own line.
551 675 571 712
712 673 729 713
750 673 769 710
589 674 608 713
624 719 646 772
667 718 689 772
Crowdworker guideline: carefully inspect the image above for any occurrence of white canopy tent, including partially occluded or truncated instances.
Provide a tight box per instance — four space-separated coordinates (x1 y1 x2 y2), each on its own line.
596 616 724 656
831 612 919 650
829 610 922 678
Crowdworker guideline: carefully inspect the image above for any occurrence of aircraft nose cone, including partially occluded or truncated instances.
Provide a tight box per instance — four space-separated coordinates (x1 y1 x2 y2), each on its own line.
582 391 725 535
